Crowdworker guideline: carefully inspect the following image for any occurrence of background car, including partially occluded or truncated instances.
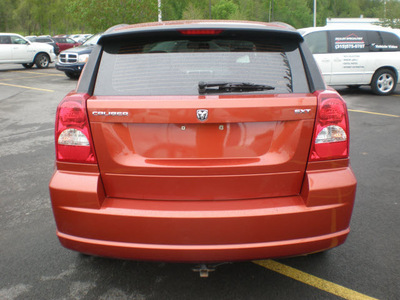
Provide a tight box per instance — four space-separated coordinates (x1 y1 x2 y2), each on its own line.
56 33 101 79
29 36 60 55
299 26 400 95
0 33 56 68
69 34 92 43
25 35 37 40
52 37 80 52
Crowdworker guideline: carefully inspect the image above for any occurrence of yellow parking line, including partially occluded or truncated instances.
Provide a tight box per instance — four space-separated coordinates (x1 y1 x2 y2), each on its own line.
19 70 65 77
1 70 65 77
348 109 399 118
0 75 55 81
0 82 54 92
253 260 379 300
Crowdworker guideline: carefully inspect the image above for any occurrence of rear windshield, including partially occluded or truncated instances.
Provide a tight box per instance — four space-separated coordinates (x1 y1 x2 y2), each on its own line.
94 32 308 96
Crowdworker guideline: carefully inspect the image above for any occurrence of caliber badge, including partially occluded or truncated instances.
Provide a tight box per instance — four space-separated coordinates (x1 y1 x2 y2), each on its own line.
92 111 129 116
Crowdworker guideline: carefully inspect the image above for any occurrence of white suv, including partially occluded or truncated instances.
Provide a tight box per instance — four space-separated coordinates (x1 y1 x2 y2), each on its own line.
0 33 56 69
299 26 400 95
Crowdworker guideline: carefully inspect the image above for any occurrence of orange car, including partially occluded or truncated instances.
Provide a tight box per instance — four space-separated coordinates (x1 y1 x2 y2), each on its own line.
49 21 357 263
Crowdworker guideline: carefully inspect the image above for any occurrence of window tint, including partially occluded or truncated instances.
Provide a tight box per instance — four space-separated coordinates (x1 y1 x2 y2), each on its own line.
366 31 382 52
94 35 308 96
377 32 400 51
54 38 66 43
36 38 51 43
303 31 328 54
330 31 368 53
0 36 11 44
11 36 28 45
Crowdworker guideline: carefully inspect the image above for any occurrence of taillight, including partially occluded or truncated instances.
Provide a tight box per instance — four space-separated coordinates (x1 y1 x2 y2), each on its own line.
55 93 97 164
309 91 349 161
179 29 223 35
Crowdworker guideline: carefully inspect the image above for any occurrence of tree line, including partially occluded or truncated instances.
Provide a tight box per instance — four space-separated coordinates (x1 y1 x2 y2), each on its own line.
1 0 399 36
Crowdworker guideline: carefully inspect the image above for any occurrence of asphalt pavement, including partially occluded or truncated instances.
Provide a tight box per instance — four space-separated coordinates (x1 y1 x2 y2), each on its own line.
0 64 399 300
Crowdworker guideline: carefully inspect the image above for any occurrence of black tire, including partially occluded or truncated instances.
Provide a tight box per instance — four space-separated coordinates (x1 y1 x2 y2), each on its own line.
35 53 50 69
22 63 34 69
65 71 81 80
347 85 360 89
371 69 397 96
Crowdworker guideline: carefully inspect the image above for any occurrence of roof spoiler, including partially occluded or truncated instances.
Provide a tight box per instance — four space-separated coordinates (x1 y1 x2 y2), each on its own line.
104 24 129 34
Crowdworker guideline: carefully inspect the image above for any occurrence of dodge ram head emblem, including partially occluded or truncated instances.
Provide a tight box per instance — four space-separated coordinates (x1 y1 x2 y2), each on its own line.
197 109 208 121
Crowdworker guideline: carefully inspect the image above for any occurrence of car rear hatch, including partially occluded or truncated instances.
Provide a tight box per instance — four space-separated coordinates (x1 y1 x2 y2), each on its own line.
87 26 317 201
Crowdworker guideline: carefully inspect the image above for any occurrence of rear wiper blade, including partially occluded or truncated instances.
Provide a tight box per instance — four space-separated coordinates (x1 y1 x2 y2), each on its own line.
198 81 275 94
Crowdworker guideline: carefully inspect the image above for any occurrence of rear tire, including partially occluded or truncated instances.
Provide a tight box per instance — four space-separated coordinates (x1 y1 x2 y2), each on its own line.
35 53 50 69
371 69 397 96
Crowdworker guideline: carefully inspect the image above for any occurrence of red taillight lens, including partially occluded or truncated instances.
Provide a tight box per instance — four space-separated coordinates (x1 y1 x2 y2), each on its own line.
309 91 350 161
318 99 345 124
55 93 96 164
179 29 223 35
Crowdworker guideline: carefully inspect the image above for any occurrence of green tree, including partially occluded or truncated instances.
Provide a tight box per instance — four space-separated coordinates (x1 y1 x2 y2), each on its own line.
379 0 400 28
2 0 399 35
212 0 239 19
274 0 313 28
67 0 158 32
238 0 268 21
0 0 17 32
163 0 211 20
182 3 207 19
14 0 37 34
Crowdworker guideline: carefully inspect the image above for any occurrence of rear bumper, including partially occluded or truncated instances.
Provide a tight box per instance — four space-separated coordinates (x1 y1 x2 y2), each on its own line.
57 229 350 263
49 165 356 263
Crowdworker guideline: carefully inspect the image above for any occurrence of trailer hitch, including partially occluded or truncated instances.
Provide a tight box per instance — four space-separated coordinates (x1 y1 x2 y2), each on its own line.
192 262 231 278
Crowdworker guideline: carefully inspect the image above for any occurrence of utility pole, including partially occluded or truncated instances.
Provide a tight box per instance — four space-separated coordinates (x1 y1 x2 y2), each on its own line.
271 1 274 22
384 0 387 19
269 1 271 22
158 0 162 22
313 0 317 27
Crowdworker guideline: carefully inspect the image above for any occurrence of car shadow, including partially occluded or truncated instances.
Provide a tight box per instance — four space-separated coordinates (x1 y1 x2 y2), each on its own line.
332 85 400 96
35 251 336 299
0 64 56 72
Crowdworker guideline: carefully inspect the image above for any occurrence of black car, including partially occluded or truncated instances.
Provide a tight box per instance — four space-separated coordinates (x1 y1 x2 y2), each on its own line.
55 34 101 79
30 36 60 55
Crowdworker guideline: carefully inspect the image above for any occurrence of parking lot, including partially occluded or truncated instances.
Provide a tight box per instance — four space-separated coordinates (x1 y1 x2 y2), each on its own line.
0 64 399 300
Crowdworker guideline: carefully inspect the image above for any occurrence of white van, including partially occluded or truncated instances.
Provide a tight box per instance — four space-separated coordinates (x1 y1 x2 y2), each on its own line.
299 26 400 95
